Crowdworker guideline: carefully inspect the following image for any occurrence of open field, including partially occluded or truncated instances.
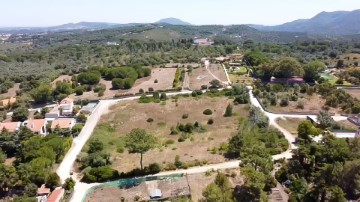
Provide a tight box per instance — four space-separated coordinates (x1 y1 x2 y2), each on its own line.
0 83 19 99
320 72 351 85
276 118 305 136
188 66 214 90
84 96 250 172
86 169 243 202
124 68 177 94
208 64 228 82
265 93 340 114
344 89 360 99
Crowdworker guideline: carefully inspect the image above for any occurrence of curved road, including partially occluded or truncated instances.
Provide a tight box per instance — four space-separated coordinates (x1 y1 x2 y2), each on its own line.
61 87 348 202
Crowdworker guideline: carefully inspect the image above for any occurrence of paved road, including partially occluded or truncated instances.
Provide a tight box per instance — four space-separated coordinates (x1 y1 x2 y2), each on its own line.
65 86 349 202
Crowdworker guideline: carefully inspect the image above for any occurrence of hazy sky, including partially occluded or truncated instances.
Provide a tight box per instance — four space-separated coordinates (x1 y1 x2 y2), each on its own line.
1 0 360 27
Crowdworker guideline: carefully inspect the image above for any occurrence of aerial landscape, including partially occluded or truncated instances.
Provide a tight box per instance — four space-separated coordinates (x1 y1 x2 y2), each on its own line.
1 0 360 202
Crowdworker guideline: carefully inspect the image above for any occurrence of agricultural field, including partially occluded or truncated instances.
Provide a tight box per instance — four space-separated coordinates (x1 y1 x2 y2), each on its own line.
83 96 250 173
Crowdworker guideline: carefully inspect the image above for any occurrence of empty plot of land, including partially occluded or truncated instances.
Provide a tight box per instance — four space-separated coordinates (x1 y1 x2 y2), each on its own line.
0 83 19 98
208 64 228 82
124 68 177 94
265 94 340 114
86 96 249 172
276 118 305 136
189 67 215 90
344 89 360 99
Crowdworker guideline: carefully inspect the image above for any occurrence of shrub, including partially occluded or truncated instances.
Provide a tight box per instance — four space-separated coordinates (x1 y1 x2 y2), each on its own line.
139 88 144 94
165 139 175 145
296 101 305 109
336 78 344 85
154 79 158 83
290 94 298 101
224 104 233 117
160 93 167 101
280 98 289 107
112 78 124 89
76 113 87 123
82 166 119 183
203 109 213 115
148 87 154 92
182 113 189 119
178 136 185 142
123 78 135 89
201 85 208 90
147 118 154 123
75 86 84 95
207 118 214 125
147 163 161 174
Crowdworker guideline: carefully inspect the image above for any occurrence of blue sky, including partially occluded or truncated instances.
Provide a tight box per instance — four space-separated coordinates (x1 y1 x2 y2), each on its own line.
1 0 360 27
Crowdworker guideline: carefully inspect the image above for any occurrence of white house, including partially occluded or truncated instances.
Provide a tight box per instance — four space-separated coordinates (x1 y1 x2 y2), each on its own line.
60 98 74 116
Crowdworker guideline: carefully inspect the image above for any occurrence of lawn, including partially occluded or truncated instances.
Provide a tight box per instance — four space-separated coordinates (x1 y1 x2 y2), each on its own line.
320 72 351 85
276 118 305 136
84 96 250 172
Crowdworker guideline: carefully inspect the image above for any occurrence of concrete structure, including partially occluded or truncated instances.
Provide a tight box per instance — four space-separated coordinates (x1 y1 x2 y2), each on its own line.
60 98 74 116
193 38 214 46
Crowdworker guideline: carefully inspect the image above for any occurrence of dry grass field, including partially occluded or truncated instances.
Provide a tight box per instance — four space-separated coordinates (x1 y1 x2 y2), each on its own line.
0 83 19 99
84 96 250 172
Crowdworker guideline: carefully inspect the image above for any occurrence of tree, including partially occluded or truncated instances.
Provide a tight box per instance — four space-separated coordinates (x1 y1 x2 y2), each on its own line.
317 110 335 129
12 106 29 122
240 146 273 175
125 129 158 170
303 61 326 82
249 107 268 128
30 84 53 104
0 150 5 164
297 120 321 141
111 78 124 89
203 172 234 202
63 178 75 191
24 183 38 197
274 57 303 78
88 139 104 153
77 72 100 85
46 173 60 190
243 51 269 66
224 104 233 117
235 166 267 202
160 93 167 101
210 79 221 88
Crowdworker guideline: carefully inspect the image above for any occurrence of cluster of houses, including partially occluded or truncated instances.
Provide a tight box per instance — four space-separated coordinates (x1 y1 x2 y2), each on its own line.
37 185 65 202
0 98 76 136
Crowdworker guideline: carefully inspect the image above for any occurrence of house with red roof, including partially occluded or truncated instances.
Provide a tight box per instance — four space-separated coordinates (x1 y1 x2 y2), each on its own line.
22 119 47 136
51 118 76 130
47 188 65 202
0 122 21 133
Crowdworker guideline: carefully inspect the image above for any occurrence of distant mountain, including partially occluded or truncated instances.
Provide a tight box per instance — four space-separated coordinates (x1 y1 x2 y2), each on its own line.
155 18 192 26
0 22 138 34
250 10 360 36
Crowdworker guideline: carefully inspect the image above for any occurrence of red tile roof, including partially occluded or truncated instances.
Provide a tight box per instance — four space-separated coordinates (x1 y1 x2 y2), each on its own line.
37 184 50 196
25 119 46 133
51 119 74 129
47 188 64 202
0 122 20 132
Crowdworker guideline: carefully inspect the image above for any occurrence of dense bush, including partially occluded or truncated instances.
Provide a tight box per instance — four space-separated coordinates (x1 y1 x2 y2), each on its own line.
82 166 119 183
77 72 101 85
203 109 213 115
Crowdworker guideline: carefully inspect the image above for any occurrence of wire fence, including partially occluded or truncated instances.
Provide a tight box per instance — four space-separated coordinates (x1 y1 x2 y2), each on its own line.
81 174 184 202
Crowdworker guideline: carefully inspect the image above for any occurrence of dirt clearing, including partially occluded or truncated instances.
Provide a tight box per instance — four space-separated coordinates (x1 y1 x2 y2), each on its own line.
85 96 250 172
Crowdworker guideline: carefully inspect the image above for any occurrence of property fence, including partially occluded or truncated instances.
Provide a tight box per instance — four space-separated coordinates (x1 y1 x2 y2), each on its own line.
81 174 184 202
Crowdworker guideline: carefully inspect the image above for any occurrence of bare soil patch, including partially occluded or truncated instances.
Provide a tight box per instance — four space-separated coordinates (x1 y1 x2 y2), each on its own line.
0 83 20 99
208 64 228 82
86 96 249 172
344 89 360 99
189 67 214 90
123 68 177 94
